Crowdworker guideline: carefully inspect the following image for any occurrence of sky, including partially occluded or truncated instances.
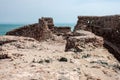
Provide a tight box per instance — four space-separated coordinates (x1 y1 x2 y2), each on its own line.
0 0 120 24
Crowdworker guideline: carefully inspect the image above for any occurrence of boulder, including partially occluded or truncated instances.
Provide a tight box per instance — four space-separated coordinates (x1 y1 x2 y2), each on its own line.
59 57 68 62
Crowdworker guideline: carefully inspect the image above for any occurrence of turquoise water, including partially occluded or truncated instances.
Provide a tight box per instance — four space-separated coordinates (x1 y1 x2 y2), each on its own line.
0 23 75 35
0 24 25 35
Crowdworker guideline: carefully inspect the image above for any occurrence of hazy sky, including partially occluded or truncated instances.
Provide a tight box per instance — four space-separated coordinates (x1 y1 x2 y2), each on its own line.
0 0 120 24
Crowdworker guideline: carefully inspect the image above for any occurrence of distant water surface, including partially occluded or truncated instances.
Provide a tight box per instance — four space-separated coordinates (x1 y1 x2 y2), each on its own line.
0 24 25 35
0 23 75 35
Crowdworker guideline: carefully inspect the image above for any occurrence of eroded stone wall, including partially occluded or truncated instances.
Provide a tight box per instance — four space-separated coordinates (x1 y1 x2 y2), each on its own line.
54 27 71 35
6 19 53 41
74 15 120 31
65 30 103 52
74 15 120 48
6 17 72 41
39 17 54 31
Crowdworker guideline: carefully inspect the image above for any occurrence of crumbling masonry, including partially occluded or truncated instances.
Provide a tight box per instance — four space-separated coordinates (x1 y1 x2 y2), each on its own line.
6 17 71 41
74 15 120 60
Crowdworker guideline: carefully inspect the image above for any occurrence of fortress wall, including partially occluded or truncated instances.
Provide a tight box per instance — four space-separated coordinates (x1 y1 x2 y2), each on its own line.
74 15 120 48
54 27 71 35
6 19 53 41
39 17 54 31
6 17 72 41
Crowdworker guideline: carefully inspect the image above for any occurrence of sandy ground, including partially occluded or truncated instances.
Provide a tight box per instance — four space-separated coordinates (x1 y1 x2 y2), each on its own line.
0 36 120 80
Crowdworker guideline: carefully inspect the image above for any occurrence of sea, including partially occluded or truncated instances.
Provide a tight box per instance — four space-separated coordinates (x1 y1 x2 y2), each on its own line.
0 23 75 35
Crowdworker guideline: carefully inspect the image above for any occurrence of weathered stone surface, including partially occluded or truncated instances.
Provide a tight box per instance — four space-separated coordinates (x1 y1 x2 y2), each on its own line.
0 40 17 46
6 17 72 41
39 17 54 31
74 15 120 61
6 18 53 41
65 30 103 52
74 15 120 48
0 35 120 80
0 53 10 59
0 36 40 49
74 15 120 31
54 27 71 36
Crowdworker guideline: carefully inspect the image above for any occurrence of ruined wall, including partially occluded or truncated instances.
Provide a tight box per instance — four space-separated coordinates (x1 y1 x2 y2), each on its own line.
39 17 72 34
74 15 120 31
74 15 120 48
6 19 53 41
39 17 54 31
65 30 103 52
54 27 71 35
6 17 72 41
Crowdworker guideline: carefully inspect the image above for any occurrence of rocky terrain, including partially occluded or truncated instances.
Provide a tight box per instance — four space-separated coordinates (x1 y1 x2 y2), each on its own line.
0 16 120 80
0 33 120 80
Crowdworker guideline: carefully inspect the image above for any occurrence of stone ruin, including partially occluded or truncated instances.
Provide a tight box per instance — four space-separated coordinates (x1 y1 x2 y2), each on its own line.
65 30 103 52
5 15 120 61
74 15 120 60
54 27 71 36
6 17 71 41
6 19 53 41
74 15 120 47
39 17 54 31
